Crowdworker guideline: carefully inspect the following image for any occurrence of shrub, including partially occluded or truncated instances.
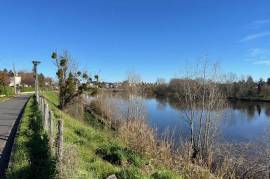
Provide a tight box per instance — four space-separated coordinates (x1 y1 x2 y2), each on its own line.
119 119 157 157
151 170 181 179
96 145 124 165
115 167 145 179
96 143 145 167
88 96 116 128
0 85 14 96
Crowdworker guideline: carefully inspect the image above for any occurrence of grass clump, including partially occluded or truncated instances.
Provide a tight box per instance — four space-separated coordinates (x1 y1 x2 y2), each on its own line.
151 170 182 179
84 110 105 129
115 167 145 179
96 143 145 167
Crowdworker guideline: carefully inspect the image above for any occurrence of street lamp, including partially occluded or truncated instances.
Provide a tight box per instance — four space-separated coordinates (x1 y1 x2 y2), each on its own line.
32 60 41 98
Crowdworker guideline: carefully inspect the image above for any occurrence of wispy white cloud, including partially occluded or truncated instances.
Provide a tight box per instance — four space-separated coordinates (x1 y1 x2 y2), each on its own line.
246 19 270 29
239 31 270 42
252 19 270 25
249 48 269 57
245 48 270 66
253 60 270 65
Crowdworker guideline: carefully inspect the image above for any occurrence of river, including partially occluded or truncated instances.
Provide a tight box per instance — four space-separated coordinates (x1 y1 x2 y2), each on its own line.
85 93 270 145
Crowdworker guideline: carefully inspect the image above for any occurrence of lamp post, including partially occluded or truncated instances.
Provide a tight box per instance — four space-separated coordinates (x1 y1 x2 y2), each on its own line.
32 61 41 98
13 64 17 94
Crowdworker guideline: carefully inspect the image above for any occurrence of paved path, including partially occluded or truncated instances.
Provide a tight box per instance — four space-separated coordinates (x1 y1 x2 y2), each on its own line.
0 95 30 176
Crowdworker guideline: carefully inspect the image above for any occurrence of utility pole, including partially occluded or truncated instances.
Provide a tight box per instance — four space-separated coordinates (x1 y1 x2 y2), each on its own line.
13 64 16 94
32 61 41 98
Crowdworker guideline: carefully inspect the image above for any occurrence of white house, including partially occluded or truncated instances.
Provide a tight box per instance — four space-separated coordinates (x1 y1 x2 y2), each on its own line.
9 76 21 87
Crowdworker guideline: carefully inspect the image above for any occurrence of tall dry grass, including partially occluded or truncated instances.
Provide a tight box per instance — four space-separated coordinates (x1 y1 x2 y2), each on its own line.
119 119 157 157
88 94 118 128
57 144 79 179
64 96 85 121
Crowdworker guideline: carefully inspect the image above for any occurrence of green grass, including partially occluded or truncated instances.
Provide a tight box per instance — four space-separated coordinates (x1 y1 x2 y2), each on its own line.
20 87 34 92
40 91 183 178
151 170 181 179
95 143 146 167
44 91 59 107
6 97 56 179
0 85 14 96
43 92 122 178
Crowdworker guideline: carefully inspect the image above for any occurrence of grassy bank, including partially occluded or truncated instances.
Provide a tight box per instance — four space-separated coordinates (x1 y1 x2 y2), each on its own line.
6 97 56 179
42 91 182 178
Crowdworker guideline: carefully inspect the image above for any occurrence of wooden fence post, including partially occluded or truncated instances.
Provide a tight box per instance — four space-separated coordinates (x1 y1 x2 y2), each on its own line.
40 97 42 110
39 97 41 110
48 110 54 148
43 100 46 116
44 103 49 131
38 96 41 110
57 119 63 161
41 97 43 111
38 97 41 110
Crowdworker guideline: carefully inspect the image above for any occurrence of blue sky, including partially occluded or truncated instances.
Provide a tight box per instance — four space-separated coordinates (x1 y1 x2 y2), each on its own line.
1 0 270 82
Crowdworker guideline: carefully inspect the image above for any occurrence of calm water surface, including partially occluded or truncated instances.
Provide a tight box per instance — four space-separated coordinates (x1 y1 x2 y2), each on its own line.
146 98 270 143
86 94 270 144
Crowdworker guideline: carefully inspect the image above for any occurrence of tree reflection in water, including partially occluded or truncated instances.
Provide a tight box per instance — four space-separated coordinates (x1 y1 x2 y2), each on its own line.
228 100 270 119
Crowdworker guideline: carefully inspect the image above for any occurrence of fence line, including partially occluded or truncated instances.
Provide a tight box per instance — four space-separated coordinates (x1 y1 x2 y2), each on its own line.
56 119 63 161
36 95 63 161
48 110 54 149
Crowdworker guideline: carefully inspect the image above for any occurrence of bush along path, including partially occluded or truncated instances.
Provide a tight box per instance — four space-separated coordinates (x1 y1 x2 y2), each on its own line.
6 96 56 179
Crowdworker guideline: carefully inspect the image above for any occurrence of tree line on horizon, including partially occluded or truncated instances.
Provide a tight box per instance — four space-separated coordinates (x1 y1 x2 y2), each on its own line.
134 74 270 101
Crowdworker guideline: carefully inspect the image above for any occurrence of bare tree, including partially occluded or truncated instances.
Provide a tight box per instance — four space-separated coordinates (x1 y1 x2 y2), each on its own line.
179 62 225 163
127 71 141 84
156 78 166 85
126 71 141 94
